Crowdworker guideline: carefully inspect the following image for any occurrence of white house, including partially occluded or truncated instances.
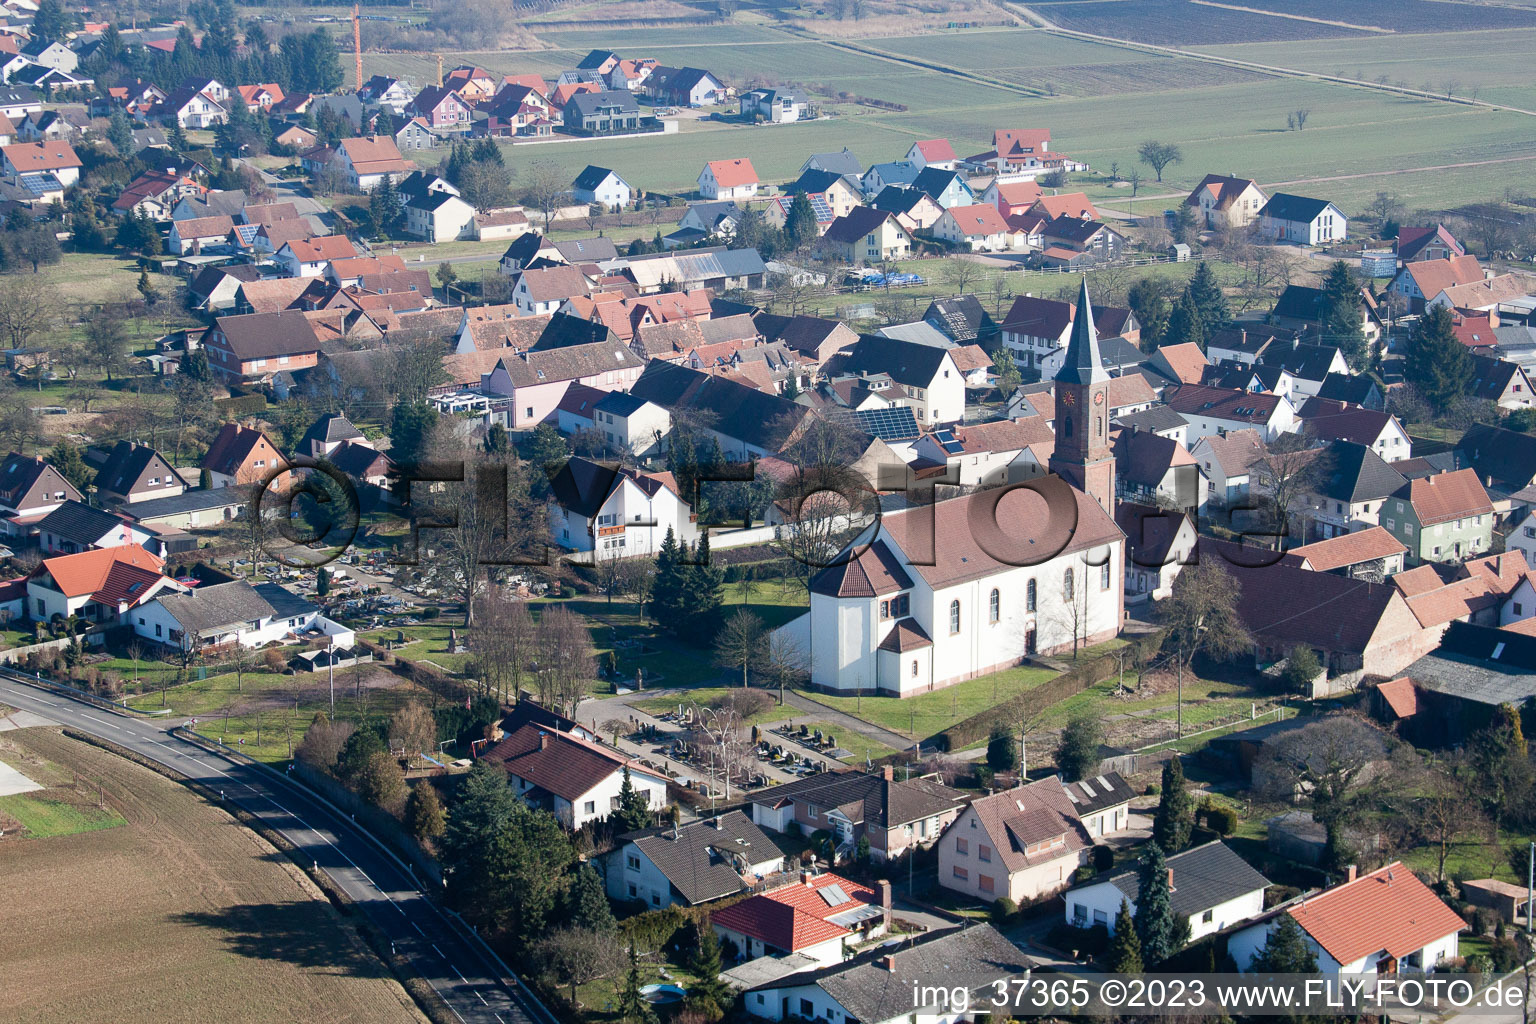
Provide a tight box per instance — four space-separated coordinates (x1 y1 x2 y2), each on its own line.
404 189 476 243
698 158 758 201
603 810 784 908
906 138 958 171
740 924 1027 1024
1065 841 1271 944
1117 503 1199 602
26 545 184 626
514 265 591 316
933 204 1015 252
571 165 632 209
739 87 807 123
275 236 358 278
132 579 347 652
548 457 696 558
37 501 157 556
1190 428 1268 505
585 391 671 459
832 335 966 426
1163 384 1298 443
1228 863 1463 976
712 871 887 966
481 723 668 830
1258 193 1348 246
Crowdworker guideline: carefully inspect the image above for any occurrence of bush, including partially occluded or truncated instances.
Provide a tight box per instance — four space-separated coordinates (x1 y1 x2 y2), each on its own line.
1093 845 1115 873
422 607 441 620
974 766 995 790
711 688 773 720
1489 936 1523 973
992 897 1018 921
1146 783 1161 796
1472 907 1499 936
1202 802 1239 836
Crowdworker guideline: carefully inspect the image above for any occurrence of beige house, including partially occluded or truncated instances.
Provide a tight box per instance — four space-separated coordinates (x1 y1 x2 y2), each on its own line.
749 766 966 863
938 778 1093 905
1185 174 1267 229
821 208 911 264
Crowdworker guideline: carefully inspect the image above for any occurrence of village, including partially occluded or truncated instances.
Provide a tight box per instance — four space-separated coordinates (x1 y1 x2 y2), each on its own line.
4 0 1536 1023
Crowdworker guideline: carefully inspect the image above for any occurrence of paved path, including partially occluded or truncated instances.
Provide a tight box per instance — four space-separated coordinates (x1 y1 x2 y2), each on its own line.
0 674 555 1024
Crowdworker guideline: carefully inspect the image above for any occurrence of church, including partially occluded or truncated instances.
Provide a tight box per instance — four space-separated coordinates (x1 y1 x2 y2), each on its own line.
795 278 1127 696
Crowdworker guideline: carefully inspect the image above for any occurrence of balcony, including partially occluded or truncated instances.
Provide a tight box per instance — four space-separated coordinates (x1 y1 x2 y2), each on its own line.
596 524 625 537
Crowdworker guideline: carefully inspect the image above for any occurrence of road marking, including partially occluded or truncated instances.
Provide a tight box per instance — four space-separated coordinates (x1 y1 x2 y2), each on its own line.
187 757 227 777
81 713 121 732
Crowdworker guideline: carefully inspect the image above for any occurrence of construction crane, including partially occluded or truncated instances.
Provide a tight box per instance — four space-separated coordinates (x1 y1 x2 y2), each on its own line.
352 4 363 92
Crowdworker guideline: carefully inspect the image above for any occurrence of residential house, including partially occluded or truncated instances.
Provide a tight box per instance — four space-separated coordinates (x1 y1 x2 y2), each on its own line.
394 117 437 153
513 265 591 316
757 314 859 366
801 148 862 176
1118 503 1199 601
984 179 1044 218
358 75 414 114
820 208 912 264
153 85 226 128
1298 398 1410 461
0 87 42 119
25 545 183 626
572 165 631 209
408 85 473 129
167 214 234 255
1184 174 1267 229
0 451 83 531
1190 428 1268 505
603 810 785 908
122 487 248 531
1397 224 1465 264
1460 423 1536 494
698 158 758 200
1000 295 1138 379
830 335 965 425
911 167 974 209
0 139 80 186
275 235 359 278
112 168 205 219
1258 193 1347 245
971 128 1083 177
869 185 944 234
1260 340 1359 394
564 90 641 135
235 83 284 113
296 413 367 459
647 66 726 107
19 38 76 74
200 422 288 488
628 360 811 460
937 778 1090 905
859 161 921 197
1387 255 1484 314
480 722 669 830
403 187 475 243
478 339 645 430
740 924 1027 1024
37 501 157 556
204 310 325 383
333 135 413 190
93 442 184 506
1162 384 1297 443
933 203 1015 252
1290 527 1407 581
548 457 695 558
909 417 1055 487
583 391 671 459
739 87 808 123
712 871 887 966
1112 428 1200 509
1229 863 1463 976
1296 441 1407 541
132 578 343 653
1383 469 1495 565
749 766 966 863
788 168 862 217
1065 841 1270 945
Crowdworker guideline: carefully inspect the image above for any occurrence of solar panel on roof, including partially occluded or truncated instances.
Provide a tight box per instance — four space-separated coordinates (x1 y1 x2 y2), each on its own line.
849 405 919 442
18 172 60 197
819 883 851 907
1079 780 1096 797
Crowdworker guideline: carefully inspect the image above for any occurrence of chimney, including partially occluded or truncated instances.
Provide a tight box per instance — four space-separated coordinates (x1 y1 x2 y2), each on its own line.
879 955 897 973
1346 863 1357 883
538 730 549 750
881 765 894 782
801 869 814 886
877 879 892 911
712 815 724 830
1167 867 1174 889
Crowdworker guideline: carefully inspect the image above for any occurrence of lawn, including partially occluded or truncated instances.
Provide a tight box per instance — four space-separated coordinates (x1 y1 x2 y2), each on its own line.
0 792 125 837
804 662 1060 740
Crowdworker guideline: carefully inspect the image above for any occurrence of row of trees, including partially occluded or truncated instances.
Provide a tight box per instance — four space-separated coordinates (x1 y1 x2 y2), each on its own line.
1124 260 1230 354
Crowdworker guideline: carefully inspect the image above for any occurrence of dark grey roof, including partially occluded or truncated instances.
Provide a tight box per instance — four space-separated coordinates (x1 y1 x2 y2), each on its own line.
1461 423 1536 488
804 149 863 176
1060 770 1136 816
791 168 852 195
1098 336 1147 370
1260 342 1341 382
869 185 929 216
252 581 318 620
1114 405 1187 433
1404 622 1536 707
747 768 965 829
749 924 1029 1022
299 413 364 450
577 49 619 70
923 295 996 343
567 90 639 118
823 206 898 245
1056 276 1108 386
1097 841 1271 918
624 810 782 904
593 391 649 417
834 335 953 389
1316 372 1380 406
122 486 248 521
95 441 180 496
1259 192 1336 223
572 164 621 191
1315 441 1408 503
629 360 807 452
552 236 618 263
912 166 966 201
548 458 624 519
37 500 135 546
154 579 275 637
532 312 616 351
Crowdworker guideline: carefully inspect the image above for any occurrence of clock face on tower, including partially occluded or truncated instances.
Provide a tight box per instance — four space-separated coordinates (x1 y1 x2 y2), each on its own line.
1061 391 1075 406
1093 391 1105 406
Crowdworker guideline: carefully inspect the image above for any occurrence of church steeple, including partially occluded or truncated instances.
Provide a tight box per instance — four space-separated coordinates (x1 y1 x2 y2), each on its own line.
1057 275 1108 386
1049 277 1116 510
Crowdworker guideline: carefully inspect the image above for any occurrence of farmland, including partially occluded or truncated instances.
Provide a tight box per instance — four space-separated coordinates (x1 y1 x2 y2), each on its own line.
1024 0 1378 43
0 728 426 1024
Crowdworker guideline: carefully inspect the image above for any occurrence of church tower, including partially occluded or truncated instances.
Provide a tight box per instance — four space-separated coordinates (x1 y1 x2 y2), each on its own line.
1049 276 1116 511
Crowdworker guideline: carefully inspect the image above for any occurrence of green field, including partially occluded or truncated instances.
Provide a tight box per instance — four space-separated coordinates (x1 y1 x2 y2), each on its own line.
369 17 1536 210
0 792 126 838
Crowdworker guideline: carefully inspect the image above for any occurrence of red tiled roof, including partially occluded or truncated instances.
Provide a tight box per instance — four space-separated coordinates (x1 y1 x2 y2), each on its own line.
480 723 644 801
1375 677 1419 719
1290 527 1406 573
710 872 877 953
33 544 166 600
2 140 82 172
1401 255 1483 299
705 158 758 188
945 203 1010 235
1287 862 1464 967
1153 342 1208 384
1030 192 1097 221
1399 468 1493 525
914 138 956 161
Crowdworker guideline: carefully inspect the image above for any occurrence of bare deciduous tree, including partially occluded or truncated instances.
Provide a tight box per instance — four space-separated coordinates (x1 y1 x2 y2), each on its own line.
389 701 438 760
534 604 594 716
470 587 535 702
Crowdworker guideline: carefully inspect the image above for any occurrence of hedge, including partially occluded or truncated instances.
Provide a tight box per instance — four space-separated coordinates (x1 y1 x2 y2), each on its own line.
214 393 267 417
935 631 1165 751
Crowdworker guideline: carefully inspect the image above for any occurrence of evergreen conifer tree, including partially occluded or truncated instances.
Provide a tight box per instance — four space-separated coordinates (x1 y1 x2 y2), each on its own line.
1249 913 1319 973
1107 899 1143 974
1152 756 1194 852
1134 842 1178 966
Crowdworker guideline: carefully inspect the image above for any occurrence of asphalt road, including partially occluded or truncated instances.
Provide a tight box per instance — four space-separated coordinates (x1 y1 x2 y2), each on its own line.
0 673 552 1024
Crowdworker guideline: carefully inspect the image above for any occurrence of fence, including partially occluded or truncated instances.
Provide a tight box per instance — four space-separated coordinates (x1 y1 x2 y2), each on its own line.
290 759 444 886
0 661 173 716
